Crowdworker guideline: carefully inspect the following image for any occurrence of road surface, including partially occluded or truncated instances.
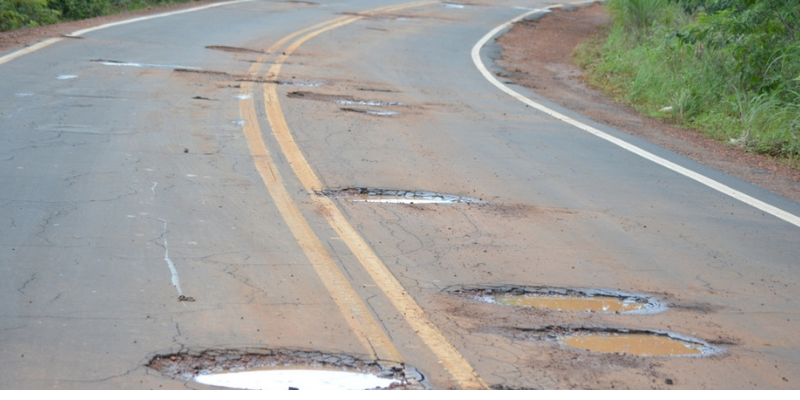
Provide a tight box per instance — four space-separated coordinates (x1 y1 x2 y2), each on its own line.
1 0 799 389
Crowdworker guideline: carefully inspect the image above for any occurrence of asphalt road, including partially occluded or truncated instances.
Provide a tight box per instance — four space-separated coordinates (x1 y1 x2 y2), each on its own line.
1 0 799 389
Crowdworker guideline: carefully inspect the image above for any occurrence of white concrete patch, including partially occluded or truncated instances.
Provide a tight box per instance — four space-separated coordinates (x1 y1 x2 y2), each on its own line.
194 369 401 390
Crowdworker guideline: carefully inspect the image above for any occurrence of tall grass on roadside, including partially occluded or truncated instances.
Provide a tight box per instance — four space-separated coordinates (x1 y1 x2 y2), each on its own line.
575 0 800 162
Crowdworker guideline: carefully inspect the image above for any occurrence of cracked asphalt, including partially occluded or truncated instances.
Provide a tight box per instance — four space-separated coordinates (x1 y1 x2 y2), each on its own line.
2 0 800 390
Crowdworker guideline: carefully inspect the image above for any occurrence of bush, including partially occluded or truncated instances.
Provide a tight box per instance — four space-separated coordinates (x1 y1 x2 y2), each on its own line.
578 0 800 159
46 0 110 20
1 0 60 31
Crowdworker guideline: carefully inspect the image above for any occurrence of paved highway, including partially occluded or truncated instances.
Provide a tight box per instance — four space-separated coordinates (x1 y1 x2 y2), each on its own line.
1 0 799 389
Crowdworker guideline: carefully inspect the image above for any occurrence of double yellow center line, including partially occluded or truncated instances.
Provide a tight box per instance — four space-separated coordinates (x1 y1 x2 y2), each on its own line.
238 0 487 390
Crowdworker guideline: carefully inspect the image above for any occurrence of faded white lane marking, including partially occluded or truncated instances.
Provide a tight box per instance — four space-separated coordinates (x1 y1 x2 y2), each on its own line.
57 75 78 80
158 218 183 296
472 5 800 229
151 182 158 194
0 0 258 66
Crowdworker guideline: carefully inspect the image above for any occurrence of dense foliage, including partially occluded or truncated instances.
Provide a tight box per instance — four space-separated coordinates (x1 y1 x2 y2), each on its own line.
577 0 800 160
0 0 191 31
1 0 59 31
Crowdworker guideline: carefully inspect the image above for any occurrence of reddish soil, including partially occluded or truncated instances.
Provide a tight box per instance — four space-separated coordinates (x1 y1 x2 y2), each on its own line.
496 2 800 204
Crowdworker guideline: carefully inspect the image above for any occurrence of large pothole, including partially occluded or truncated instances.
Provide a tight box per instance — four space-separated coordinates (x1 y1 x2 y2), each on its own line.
318 188 483 204
452 286 664 314
510 326 721 357
148 349 424 390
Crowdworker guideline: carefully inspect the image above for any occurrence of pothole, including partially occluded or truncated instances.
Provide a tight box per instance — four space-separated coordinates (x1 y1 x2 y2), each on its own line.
511 326 720 357
92 59 202 71
282 81 325 87
287 91 402 107
148 349 424 390
318 188 483 204
205 45 267 54
454 286 664 314
341 108 400 116
334 99 404 106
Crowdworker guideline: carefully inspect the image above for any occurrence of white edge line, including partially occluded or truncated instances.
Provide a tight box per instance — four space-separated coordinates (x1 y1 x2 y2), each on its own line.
471 5 800 229
0 0 256 66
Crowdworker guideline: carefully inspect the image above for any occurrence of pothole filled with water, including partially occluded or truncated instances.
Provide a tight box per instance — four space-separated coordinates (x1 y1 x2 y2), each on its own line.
148 349 424 390
511 326 720 357
318 188 483 204
454 286 664 314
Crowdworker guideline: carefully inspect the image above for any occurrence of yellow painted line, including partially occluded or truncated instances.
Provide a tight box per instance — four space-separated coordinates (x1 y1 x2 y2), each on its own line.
239 80 403 363
251 0 488 390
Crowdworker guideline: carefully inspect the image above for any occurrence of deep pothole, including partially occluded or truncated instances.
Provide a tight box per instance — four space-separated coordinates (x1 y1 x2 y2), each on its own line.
510 326 721 357
318 188 483 204
148 349 424 390
453 286 664 314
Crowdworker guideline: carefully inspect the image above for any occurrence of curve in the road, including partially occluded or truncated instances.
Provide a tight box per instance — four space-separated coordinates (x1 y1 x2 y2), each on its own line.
0 0 258 66
472 4 800 229
239 1 489 390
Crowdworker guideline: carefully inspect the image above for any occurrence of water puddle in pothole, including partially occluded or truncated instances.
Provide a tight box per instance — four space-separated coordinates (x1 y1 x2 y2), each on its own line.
457 287 663 314
195 367 402 390
319 188 483 204
558 331 714 357
148 349 424 390
513 327 720 357
497 294 648 313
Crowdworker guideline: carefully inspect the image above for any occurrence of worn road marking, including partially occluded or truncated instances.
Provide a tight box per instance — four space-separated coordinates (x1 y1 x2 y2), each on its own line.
472 5 800 229
0 0 258 66
240 83 402 362
241 0 488 389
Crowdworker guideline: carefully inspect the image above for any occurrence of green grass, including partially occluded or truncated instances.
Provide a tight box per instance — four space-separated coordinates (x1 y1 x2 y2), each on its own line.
574 0 800 163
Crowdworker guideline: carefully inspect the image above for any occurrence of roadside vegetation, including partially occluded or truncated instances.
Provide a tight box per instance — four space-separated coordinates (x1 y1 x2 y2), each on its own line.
0 0 195 31
576 0 800 164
